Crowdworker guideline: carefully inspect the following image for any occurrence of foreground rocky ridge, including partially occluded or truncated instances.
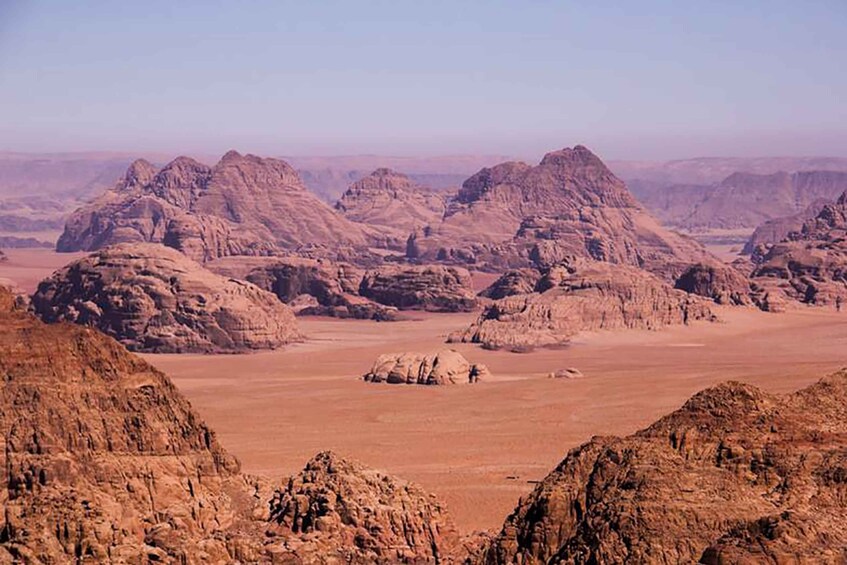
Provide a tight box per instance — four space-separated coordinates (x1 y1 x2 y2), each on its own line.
455 259 715 351
479 372 847 563
31 243 301 353
0 287 466 563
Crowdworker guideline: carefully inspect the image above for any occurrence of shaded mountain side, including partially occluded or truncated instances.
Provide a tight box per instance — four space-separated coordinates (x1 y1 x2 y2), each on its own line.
478 371 847 563
749 192 847 308
632 170 847 231
0 286 464 563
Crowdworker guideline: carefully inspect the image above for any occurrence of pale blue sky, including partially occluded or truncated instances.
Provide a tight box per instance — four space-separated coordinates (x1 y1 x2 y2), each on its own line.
1 0 845 159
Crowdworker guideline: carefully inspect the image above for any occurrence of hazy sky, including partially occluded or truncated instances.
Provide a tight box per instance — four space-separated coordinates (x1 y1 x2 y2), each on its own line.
1 0 845 159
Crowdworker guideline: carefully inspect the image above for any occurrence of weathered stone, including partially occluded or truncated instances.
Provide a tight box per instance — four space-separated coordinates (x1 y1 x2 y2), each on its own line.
31 243 301 353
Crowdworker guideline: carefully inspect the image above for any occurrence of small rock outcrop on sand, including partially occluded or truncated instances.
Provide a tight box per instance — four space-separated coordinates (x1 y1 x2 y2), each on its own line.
408 145 714 279
549 368 584 379
674 262 753 305
456 259 714 351
750 192 847 308
359 264 478 312
268 451 461 561
0 286 465 563
335 168 446 235
31 243 301 353
478 371 847 563
208 255 397 320
363 350 488 385
57 151 388 263
0 249 6 262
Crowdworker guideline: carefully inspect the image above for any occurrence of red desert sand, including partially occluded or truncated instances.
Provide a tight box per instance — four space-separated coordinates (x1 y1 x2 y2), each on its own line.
3 250 847 530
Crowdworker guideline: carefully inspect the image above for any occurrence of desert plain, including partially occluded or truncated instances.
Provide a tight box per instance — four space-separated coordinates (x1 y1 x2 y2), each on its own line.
3 248 844 532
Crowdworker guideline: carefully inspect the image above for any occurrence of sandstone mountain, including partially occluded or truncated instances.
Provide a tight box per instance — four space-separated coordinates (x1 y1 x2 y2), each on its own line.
335 168 446 234
57 151 388 263
363 350 489 385
749 192 847 308
633 170 847 231
208 255 396 320
453 259 714 351
742 198 831 254
408 146 713 279
478 371 847 563
0 286 465 563
31 243 301 353
359 264 478 312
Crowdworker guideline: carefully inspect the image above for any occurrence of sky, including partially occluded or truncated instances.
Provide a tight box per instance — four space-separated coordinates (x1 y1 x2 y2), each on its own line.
0 0 846 160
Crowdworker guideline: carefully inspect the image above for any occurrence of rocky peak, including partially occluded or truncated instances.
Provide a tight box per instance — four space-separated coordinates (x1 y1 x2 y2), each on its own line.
116 158 156 192
539 144 611 172
211 150 303 193
148 156 212 208
455 161 531 204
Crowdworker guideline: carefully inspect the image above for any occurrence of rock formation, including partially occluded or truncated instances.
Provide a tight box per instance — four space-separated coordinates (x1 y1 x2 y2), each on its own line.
0 286 465 563
208 255 396 320
0 249 6 262
674 263 753 305
454 260 714 351
634 170 847 231
57 151 388 263
31 243 301 353
408 146 713 279
478 371 847 563
335 168 446 234
742 198 831 254
267 451 461 561
359 264 478 312
363 350 488 385
749 192 847 308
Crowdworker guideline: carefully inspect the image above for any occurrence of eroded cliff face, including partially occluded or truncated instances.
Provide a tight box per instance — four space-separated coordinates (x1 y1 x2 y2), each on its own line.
336 168 447 236
408 146 713 280
479 372 847 564
57 151 388 263
32 243 302 353
750 192 847 308
455 259 715 351
0 287 467 563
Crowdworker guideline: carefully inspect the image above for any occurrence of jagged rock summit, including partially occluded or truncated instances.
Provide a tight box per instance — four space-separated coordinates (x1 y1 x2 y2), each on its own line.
0 286 465 563
750 191 847 308
455 259 715 351
335 168 447 234
409 145 714 278
57 151 387 263
478 371 847 563
31 243 301 353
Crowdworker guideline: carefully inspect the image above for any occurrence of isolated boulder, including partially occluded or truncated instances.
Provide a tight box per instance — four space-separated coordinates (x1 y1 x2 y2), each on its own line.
31 243 301 353
363 350 487 385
